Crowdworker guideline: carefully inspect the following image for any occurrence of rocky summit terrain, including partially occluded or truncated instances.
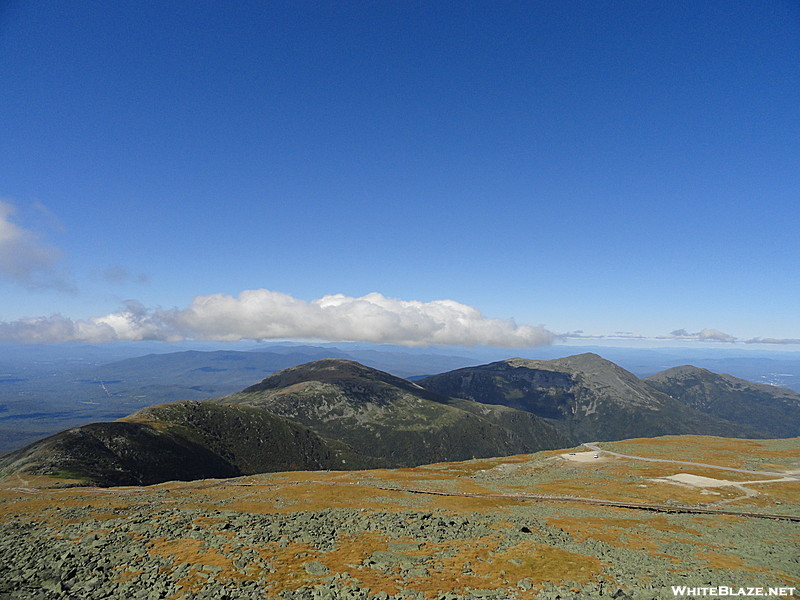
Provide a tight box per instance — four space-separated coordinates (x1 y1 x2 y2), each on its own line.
1 435 798 599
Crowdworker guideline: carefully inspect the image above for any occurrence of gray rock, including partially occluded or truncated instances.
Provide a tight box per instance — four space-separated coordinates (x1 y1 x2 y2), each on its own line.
304 561 329 576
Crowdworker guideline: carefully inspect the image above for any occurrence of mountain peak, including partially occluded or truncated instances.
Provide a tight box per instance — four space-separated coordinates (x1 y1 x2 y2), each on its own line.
418 352 751 442
501 353 626 379
241 358 414 394
652 365 714 377
223 358 568 468
546 352 619 370
503 352 607 366
645 365 800 437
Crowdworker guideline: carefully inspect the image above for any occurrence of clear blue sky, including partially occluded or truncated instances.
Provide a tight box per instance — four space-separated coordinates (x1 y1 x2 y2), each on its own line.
1 1 798 347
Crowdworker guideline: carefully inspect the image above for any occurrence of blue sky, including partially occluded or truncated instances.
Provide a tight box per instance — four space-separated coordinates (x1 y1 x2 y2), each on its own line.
1 1 798 348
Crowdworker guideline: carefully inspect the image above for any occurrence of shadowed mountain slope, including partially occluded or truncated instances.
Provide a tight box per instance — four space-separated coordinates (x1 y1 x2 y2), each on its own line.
0 401 372 486
0 421 240 486
419 353 757 442
644 365 800 438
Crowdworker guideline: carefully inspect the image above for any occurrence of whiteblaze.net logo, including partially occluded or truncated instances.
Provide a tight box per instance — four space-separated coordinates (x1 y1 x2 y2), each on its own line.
672 587 796 597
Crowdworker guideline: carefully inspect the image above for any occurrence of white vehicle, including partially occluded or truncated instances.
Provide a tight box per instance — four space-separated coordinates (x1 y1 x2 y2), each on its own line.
593 454 599 458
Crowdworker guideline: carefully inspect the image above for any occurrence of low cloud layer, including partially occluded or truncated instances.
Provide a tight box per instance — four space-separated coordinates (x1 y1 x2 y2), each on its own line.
743 337 800 345
558 328 794 345
0 199 72 291
558 330 645 341
668 328 738 343
665 330 800 345
0 290 554 347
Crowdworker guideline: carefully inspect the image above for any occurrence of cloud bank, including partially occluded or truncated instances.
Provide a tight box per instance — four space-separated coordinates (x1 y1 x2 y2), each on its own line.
0 199 72 291
667 328 738 343
558 330 645 341
743 337 800 345
559 328 742 344
557 328 800 345
0 290 554 347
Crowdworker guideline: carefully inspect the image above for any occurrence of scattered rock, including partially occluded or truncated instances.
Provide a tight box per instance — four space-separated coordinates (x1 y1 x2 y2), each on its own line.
304 561 329 576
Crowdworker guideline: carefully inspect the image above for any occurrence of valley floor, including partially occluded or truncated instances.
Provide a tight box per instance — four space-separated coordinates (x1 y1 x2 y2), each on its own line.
1 436 798 600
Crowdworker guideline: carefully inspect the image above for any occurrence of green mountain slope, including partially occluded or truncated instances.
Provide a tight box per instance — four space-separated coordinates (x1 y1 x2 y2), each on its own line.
0 401 374 486
219 359 570 466
0 359 569 485
419 353 757 442
0 421 239 486
644 365 800 437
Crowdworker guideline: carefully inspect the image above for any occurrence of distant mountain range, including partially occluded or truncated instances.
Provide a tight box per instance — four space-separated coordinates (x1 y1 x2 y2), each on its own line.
0 346 479 455
3 353 799 486
420 353 800 441
0 358 568 485
2 342 799 456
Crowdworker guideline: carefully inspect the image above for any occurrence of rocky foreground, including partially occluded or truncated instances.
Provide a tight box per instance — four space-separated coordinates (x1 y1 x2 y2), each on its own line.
1 436 798 600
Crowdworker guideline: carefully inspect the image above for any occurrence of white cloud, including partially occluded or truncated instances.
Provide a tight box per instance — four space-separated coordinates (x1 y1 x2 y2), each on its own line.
666 328 737 343
0 314 115 344
560 328 749 344
0 198 73 291
744 337 800 345
557 331 606 340
557 331 644 340
0 289 554 347
696 328 737 343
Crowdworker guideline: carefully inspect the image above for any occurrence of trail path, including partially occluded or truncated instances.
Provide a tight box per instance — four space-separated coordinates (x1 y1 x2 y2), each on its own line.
10 472 38 494
5 443 798 522
216 478 800 522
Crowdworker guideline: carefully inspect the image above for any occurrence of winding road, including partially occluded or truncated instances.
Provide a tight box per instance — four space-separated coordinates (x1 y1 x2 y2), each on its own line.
582 442 800 480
